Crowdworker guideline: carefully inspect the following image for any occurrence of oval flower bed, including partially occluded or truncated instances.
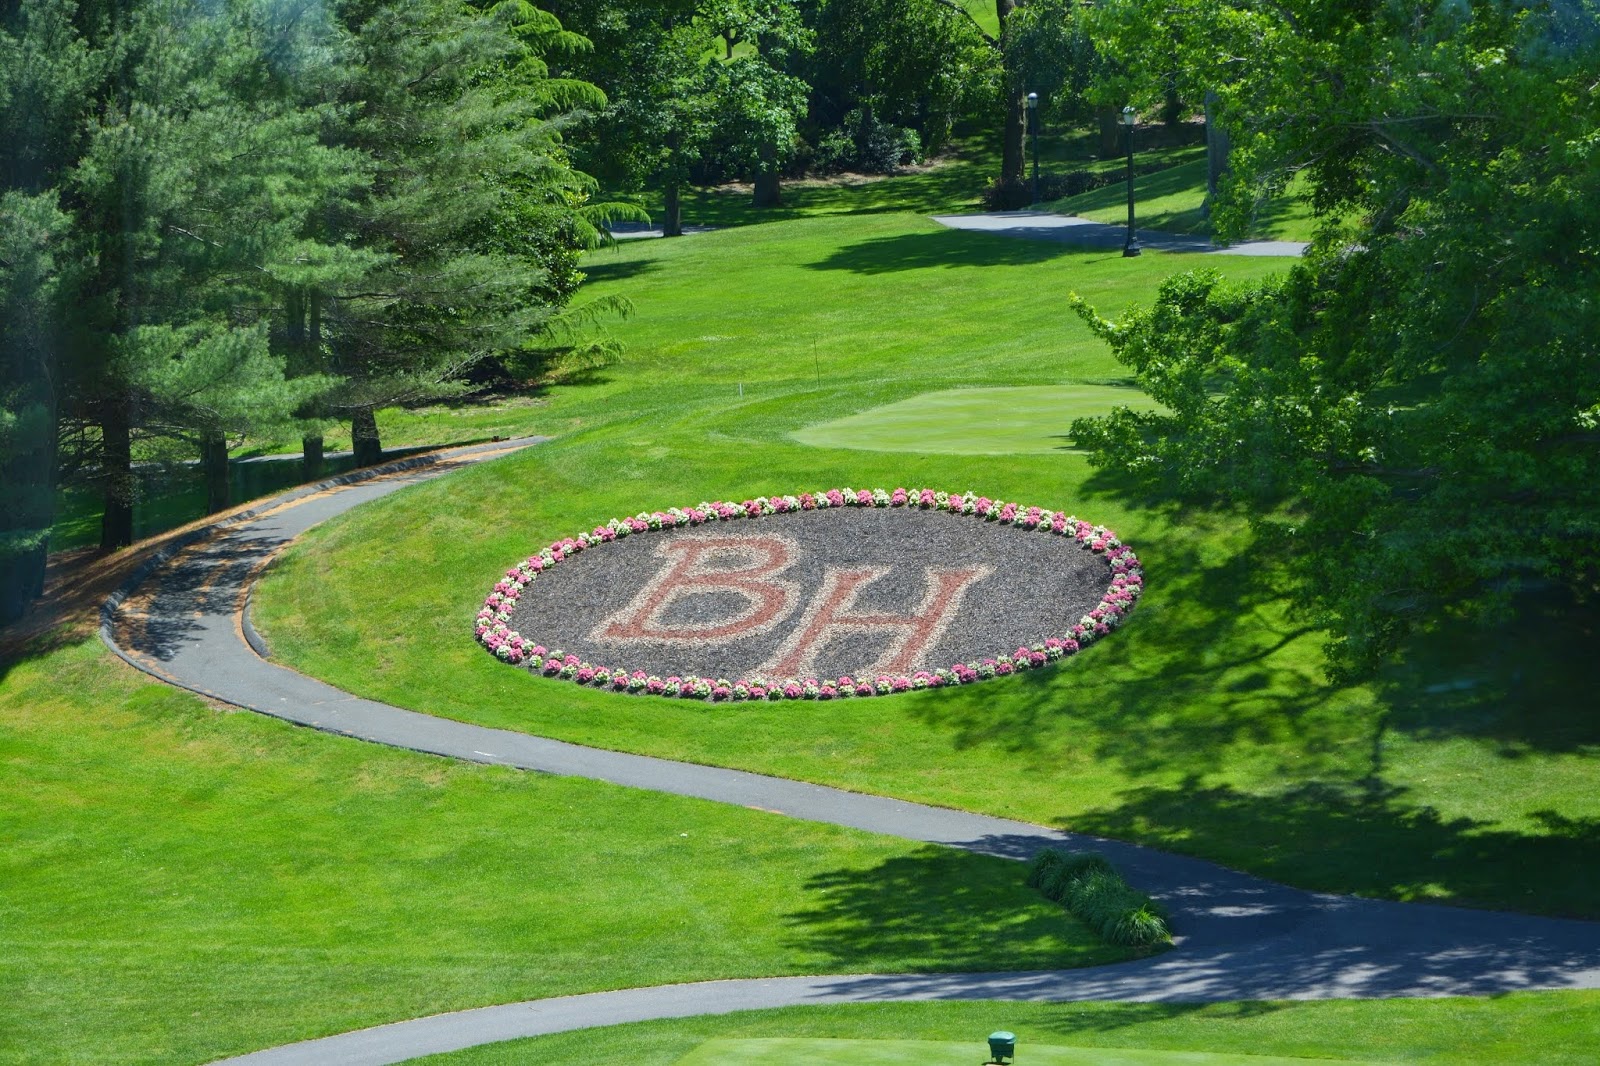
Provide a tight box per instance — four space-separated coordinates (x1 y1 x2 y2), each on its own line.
474 487 1144 702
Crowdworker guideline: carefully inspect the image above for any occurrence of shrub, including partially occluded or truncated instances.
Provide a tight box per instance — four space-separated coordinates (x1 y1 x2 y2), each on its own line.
1026 848 1171 949
812 109 922 175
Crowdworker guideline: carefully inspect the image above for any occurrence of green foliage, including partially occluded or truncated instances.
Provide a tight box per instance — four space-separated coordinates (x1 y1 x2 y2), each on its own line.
802 0 997 159
1072 1 1600 678
1027 849 1171 949
0 0 620 558
0 189 70 622
1007 0 1100 125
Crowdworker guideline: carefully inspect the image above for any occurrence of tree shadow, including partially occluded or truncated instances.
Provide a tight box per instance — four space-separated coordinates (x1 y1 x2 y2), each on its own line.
1067 776 1600 919
580 256 662 284
114 531 287 664
807 229 1077 275
906 499 1341 783
780 846 1133 974
1374 586 1600 755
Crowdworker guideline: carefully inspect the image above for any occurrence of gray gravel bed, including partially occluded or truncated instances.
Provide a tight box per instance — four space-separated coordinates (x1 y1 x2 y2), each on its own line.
508 506 1113 682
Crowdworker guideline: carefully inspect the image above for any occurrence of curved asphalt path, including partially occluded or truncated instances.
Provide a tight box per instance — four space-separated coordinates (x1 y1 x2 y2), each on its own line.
99 438 1600 1065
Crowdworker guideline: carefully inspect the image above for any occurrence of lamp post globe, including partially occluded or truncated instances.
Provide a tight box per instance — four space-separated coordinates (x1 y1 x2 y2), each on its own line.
1121 105 1141 257
1027 92 1040 206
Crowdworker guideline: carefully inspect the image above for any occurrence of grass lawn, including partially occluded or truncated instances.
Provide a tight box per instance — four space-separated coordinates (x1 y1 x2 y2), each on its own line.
670 1037 1373 1065
791 384 1162 455
417 994 1600 1065
1049 160 1318 242
0 637 1124 1065
251 207 1600 919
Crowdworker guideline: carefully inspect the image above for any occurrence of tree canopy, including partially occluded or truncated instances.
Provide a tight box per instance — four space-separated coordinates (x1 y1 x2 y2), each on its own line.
0 0 619 623
1072 0 1600 676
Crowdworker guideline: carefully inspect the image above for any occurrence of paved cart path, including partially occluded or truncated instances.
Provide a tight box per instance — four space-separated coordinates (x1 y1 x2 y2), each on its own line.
97 439 1600 1066
931 211 1308 256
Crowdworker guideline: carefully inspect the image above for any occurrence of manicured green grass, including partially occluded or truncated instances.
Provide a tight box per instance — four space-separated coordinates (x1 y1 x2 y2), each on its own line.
253 208 1600 919
418 994 1600 1065
0 636 1125 1065
671 1037 1373 1065
791 385 1161 455
1050 160 1318 242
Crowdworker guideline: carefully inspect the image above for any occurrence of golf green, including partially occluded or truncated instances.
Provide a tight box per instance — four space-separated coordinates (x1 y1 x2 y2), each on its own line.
790 385 1161 455
674 1037 1385 1065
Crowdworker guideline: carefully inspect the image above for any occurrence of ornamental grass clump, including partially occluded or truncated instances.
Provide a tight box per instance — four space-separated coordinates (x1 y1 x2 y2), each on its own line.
1027 848 1172 949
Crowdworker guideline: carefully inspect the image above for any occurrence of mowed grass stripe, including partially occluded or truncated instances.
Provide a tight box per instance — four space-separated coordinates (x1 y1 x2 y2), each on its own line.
791 385 1162 455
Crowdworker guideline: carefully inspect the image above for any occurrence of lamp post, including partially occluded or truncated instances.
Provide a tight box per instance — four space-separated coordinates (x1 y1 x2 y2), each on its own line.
1027 92 1040 205
1121 104 1141 257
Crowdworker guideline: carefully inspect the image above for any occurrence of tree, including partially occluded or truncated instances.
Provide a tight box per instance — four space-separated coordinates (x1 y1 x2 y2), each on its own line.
1070 0 1600 678
803 0 995 166
0 192 70 625
52 0 357 531
550 0 806 229
703 2 810 206
317 0 619 464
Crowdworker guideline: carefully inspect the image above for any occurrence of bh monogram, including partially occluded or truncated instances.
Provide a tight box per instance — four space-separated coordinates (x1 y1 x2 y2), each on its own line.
592 532 991 676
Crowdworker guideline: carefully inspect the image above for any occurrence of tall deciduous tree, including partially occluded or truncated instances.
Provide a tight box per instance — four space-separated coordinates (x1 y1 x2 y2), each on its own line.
1071 0 1600 678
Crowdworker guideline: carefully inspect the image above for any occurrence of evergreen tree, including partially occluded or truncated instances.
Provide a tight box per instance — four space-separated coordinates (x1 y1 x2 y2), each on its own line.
321 0 622 463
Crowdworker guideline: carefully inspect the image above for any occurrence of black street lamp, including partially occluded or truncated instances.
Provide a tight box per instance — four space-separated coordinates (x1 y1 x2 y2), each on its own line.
1027 92 1040 205
1121 104 1141 257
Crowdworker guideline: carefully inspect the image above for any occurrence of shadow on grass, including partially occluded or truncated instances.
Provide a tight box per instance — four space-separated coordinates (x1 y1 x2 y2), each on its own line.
905 502 1340 781
1069 776 1600 918
580 256 664 284
956 468 1600 915
781 846 1129 973
1374 587 1600 755
807 229 1076 274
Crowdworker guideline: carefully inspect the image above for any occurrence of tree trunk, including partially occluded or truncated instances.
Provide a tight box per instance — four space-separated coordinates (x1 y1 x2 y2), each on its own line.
1097 106 1122 157
100 403 135 549
302 434 324 480
752 168 781 207
351 408 382 468
1204 90 1232 217
200 431 230 514
663 182 683 237
997 0 1024 185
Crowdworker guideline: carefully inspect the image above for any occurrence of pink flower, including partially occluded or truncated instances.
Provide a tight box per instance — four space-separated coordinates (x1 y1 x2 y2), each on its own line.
799 493 815 509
